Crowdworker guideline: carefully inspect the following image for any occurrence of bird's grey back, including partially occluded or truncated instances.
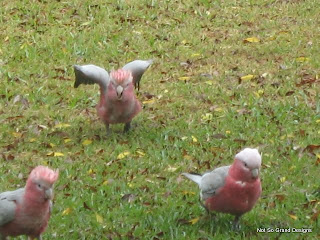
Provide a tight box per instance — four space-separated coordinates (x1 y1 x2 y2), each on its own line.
0 188 24 226
200 166 230 201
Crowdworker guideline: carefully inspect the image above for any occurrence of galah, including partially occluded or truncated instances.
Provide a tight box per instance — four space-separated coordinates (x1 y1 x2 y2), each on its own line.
73 59 153 134
0 166 59 240
182 148 262 229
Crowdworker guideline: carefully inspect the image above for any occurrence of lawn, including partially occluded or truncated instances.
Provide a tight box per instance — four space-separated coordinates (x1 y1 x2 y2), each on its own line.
0 0 319 239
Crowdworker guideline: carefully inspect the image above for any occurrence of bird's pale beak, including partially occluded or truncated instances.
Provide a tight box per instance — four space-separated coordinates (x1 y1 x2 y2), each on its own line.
116 86 123 99
45 188 53 200
251 168 259 178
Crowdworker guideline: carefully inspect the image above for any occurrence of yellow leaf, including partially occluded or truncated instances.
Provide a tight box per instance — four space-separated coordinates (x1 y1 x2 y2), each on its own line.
49 143 56 148
164 89 169 93
202 113 213 121
316 119 320 123
62 208 72 216
288 214 298 220
29 138 37 143
117 151 130 160
181 39 187 45
244 37 260 43
181 136 188 141
191 53 201 57
296 57 310 62
280 177 286 183
87 169 94 175
183 155 193 161
189 217 200 225
205 80 214 85
12 132 22 138
226 130 231 134
95 213 104 224
136 150 145 157
82 139 92 146
54 152 64 157
167 165 178 172
214 107 223 112
289 165 296 171
241 74 255 81
178 76 190 81
81 21 91 26
182 190 195 195
280 135 286 140
64 138 72 143
142 99 155 104
191 136 197 142
54 123 71 129
102 180 109 185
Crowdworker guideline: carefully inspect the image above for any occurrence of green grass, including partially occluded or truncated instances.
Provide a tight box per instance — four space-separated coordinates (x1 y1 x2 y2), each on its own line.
1 0 319 239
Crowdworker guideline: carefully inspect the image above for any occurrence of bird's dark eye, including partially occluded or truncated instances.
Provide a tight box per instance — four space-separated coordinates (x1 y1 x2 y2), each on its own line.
38 184 41 188
244 163 248 167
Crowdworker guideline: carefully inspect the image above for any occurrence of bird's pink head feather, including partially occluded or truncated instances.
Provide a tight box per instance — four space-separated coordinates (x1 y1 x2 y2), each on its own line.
29 166 59 185
110 69 132 84
235 148 261 169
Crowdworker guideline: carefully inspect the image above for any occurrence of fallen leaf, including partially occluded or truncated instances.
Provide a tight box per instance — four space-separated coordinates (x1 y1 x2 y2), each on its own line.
275 194 286 202
95 213 104 223
311 210 320 221
82 139 92 146
280 177 286 183
288 214 298 220
62 208 72 216
12 132 22 138
296 57 310 62
29 138 37 143
182 190 195 196
142 99 155 104
240 74 255 81
243 37 260 43
178 76 190 81
189 217 200 225
166 166 178 172
191 136 197 143
64 138 72 143
54 123 71 129
117 151 130 160
121 193 136 203
136 150 145 157
83 202 92 210
47 152 64 157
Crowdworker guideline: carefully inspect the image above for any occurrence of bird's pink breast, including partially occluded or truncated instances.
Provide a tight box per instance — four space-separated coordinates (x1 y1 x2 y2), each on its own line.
0 201 50 238
97 88 142 124
205 177 261 215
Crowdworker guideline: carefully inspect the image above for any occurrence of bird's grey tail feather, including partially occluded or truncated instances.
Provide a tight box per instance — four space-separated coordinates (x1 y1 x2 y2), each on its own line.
182 172 202 185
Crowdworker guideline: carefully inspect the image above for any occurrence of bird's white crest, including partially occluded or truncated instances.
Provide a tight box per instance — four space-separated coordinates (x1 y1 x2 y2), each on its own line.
235 148 261 167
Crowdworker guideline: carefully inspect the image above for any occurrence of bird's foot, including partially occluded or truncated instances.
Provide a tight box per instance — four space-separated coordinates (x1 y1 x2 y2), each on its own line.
232 216 241 231
123 122 131 133
105 124 111 137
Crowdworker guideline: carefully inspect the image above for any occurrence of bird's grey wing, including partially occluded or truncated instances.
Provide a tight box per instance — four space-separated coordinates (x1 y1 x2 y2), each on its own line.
73 64 110 90
122 59 153 90
0 188 24 226
199 166 230 201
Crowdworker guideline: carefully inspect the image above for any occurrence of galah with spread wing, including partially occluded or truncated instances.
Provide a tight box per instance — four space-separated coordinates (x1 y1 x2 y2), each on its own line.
182 148 262 229
73 59 153 134
0 166 59 240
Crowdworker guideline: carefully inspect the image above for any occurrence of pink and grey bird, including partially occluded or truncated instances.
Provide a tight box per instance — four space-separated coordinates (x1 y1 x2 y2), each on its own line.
0 166 59 240
182 148 262 229
73 59 153 134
